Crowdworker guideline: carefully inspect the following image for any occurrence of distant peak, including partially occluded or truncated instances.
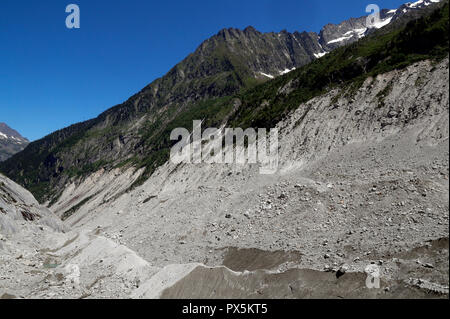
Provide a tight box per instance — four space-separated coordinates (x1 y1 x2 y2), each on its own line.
0 123 28 141
217 26 262 39
244 26 257 33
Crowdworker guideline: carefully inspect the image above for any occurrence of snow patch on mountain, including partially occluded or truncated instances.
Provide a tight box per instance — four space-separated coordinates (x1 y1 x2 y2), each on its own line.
408 0 441 8
314 52 328 58
259 72 274 79
280 67 296 75
325 0 442 46
371 16 394 29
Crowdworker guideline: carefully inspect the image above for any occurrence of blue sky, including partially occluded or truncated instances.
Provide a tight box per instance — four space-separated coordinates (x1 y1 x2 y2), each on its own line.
0 0 408 141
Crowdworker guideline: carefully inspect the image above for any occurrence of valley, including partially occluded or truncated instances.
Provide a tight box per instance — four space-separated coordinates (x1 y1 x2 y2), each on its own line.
0 0 448 300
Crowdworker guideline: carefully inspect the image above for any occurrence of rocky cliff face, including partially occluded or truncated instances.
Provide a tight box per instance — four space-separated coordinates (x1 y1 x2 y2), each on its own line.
0 123 29 162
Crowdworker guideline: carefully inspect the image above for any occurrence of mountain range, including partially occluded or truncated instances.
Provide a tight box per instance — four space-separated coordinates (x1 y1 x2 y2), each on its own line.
0 0 447 205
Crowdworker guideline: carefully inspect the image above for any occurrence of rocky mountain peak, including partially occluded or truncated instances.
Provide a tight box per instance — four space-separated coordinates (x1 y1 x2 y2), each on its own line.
243 25 258 34
0 123 29 162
